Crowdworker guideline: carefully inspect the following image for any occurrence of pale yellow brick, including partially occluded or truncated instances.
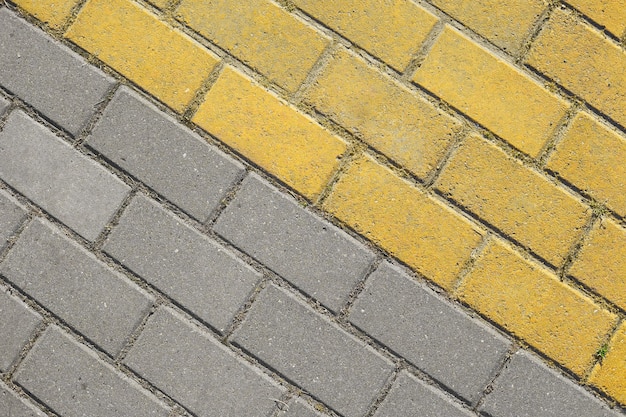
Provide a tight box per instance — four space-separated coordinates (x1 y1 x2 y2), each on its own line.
12 0 79 28
305 48 461 180
147 0 170 9
589 322 626 405
527 9 626 129
458 238 618 376
291 0 438 71
323 153 483 290
435 134 590 267
413 26 568 157
176 0 329 92
569 218 626 311
192 67 346 200
566 0 626 38
65 0 219 113
429 0 545 53
547 112 626 217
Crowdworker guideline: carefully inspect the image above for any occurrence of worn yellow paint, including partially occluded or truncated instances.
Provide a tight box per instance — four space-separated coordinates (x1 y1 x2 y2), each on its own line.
324 153 482 290
589 322 626 405
527 9 626 129
12 0 79 29
566 0 626 38
176 0 329 92
65 0 219 113
429 0 545 54
192 67 346 200
547 112 626 218
305 48 461 180
291 0 438 71
413 26 568 157
569 218 626 312
458 238 618 376
435 134 590 267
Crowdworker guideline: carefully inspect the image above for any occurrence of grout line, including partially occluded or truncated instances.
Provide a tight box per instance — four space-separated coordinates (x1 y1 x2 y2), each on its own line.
58 0 89 35
92 188 138 251
203 168 249 227
0 211 32 264
291 41 338 104
314 141 365 208
338 255 383 320
1 379 61 417
472 343 520 412
362 365 400 417
2 318 48 382
556 210 601 280
583 317 623 383
182 60 225 121
535 101 582 168
516 1 556 64
450 233 493 296
423 126 470 188
73 81 121 146
221 275 270 341
401 19 445 81
114 300 161 363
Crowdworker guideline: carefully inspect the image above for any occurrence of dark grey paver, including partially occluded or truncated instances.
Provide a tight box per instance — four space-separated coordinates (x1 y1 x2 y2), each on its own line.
0 218 154 356
0 381 45 417
349 262 510 404
123 306 283 417
373 372 474 417
14 326 169 417
214 174 375 312
0 111 130 241
480 350 622 417
103 194 260 333
279 398 325 417
232 284 394 417
86 87 244 221
0 189 27 249
0 289 41 372
0 9 114 136
0 95 9 114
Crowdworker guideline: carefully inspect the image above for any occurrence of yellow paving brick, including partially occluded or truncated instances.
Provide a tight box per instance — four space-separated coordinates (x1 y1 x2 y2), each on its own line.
526 9 626 129
569 218 626 312
291 0 438 71
457 238 618 376
147 0 170 10
413 26 568 157
12 0 79 29
176 0 329 92
305 48 461 180
192 67 346 200
566 0 626 38
65 0 219 113
323 153 482 290
547 112 626 218
435 134 590 267
589 321 626 405
429 0 545 54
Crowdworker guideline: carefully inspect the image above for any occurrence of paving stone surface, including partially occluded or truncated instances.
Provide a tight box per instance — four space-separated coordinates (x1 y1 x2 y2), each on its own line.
0 189 27 248
0 289 41 373
279 398 324 417
0 95 9 115
0 380 45 417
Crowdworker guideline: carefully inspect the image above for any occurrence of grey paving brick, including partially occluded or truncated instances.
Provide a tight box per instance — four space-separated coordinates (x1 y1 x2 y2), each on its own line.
0 218 153 356
349 262 510 404
123 306 283 417
0 111 130 241
279 398 325 417
0 9 114 136
14 326 169 417
86 87 244 221
0 95 9 115
0 381 45 417
214 174 375 312
0 289 41 373
480 350 622 417
232 284 394 417
373 372 474 417
103 194 260 333
0 188 27 249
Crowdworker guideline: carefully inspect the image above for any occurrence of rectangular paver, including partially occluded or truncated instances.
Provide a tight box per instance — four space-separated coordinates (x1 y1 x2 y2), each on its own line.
0 111 130 241
1 218 154 356
527 9 626 129
103 194 260 333
0 189 27 249
0 381 45 417
0 9 114 136
66 0 219 113
482 350 621 417
413 26 568 157
589 321 626 406
373 372 474 417
86 87 244 222
457 238 617 376
305 48 461 180
291 0 438 70
0 288 41 373
176 0 329 92
232 284 394 417
435 134 590 267
123 306 283 417
350 262 510 404
214 174 374 312
14 326 169 417
193 66 347 200
323 153 482 290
